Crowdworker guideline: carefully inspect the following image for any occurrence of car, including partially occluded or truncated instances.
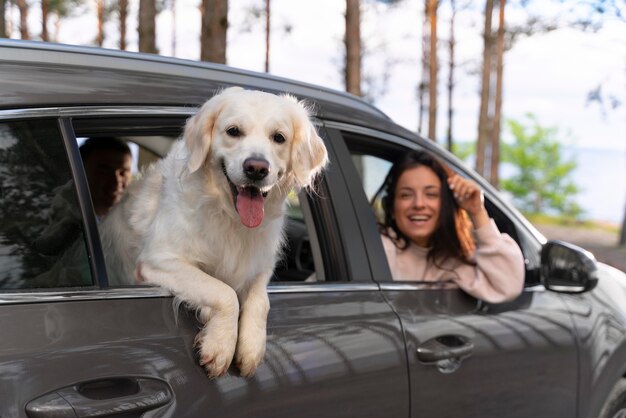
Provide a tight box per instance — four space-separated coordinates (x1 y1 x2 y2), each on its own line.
1 39 625 418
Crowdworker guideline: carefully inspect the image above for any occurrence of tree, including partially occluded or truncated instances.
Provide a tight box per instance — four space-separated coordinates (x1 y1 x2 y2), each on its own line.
41 0 49 41
96 0 105 45
200 0 228 63
138 0 157 53
444 0 455 151
417 0 428 135
426 0 438 141
16 0 30 39
475 0 494 179
444 0 472 152
119 0 128 49
501 115 582 218
489 0 505 186
345 0 362 96
0 0 7 37
240 1 293 72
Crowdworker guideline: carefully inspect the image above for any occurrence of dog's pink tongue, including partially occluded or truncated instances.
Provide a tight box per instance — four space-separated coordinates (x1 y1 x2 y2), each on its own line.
236 189 265 228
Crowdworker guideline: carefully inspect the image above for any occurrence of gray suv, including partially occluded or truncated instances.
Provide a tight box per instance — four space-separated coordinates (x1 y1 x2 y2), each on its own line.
1 39 626 418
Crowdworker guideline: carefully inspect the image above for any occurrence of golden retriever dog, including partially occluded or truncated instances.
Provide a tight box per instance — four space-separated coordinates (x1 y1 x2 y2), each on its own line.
99 87 328 377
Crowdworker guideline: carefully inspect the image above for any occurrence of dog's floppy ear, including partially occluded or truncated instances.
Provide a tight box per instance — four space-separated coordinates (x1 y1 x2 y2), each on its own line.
185 87 243 173
290 103 329 188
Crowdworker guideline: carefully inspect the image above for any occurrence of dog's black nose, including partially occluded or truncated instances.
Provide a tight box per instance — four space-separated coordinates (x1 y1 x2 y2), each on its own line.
243 157 270 181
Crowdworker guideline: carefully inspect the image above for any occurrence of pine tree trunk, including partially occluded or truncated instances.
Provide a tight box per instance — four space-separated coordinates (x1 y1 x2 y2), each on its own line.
97 0 105 46
0 0 7 38
417 1 429 135
138 0 157 53
489 0 505 187
427 0 438 142
345 0 361 96
41 0 49 41
446 0 456 151
17 0 29 39
200 0 228 64
476 0 494 178
119 0 128 50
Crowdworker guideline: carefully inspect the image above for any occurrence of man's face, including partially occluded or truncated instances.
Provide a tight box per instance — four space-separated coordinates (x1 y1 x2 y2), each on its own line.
84 149 132 216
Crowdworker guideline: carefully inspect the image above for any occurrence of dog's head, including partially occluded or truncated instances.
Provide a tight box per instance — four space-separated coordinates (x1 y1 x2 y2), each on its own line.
183 87 328 228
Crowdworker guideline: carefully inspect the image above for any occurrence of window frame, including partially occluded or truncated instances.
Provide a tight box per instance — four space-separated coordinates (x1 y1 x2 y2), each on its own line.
0 114 99 292
324 121 545 285
0 107 379 305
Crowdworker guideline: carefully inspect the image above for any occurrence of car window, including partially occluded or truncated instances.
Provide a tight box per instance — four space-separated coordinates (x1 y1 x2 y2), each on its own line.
272 190 324 282
0 119 93 290
72 119 326 285
352 154 392 224
344 131 532 284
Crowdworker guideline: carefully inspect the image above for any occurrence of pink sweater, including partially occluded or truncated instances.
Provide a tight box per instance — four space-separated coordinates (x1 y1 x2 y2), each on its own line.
381 219 525 303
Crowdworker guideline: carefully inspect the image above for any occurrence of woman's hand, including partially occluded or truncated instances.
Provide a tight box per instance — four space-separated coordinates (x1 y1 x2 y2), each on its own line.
447 174 489 228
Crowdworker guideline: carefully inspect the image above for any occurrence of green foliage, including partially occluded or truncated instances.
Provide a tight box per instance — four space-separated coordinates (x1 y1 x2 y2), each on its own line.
451 141 475 163
501 114 583 219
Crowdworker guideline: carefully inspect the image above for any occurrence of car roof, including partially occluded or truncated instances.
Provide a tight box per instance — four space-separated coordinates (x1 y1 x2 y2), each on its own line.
0 39 416 137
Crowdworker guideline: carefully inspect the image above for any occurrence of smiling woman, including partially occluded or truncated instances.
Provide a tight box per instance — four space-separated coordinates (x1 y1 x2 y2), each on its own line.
373 150 525 303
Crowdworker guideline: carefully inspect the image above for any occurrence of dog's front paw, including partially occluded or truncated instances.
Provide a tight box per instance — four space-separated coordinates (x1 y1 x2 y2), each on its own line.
235 326 266 377
195 321 238 378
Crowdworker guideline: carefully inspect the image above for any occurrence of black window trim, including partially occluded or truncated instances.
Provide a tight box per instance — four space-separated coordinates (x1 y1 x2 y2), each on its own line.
324 127 394 283
58 117 108 287
293 124 373 283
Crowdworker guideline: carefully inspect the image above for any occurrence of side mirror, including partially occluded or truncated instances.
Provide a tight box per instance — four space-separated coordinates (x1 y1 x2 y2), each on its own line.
541 240 598 293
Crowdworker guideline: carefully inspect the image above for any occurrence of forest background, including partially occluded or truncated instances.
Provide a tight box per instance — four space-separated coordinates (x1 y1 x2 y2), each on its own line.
1 0 625 257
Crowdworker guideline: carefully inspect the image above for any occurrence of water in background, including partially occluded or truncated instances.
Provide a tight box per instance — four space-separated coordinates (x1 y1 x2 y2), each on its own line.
499 146 626 224
566 146 626 224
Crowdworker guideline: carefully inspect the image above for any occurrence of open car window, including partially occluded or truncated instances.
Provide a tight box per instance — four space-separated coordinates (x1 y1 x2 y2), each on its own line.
343 131 536 285
72 116 328 286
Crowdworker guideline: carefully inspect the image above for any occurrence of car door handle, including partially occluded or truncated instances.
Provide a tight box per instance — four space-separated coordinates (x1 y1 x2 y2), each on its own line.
416 335 474 363
25 377 172 417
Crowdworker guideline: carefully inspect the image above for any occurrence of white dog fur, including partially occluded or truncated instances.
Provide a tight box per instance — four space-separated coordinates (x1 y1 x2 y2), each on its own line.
99 87 328 377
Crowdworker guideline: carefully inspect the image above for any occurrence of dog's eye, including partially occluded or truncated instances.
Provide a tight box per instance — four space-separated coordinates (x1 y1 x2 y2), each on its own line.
226 127 241 137
272 133 286 144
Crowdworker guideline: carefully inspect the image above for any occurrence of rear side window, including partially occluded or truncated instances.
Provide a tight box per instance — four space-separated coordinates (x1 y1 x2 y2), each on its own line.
0 120 93 290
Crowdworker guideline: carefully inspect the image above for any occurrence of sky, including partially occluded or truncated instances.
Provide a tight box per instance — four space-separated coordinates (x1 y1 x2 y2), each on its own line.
24 0 623 150
5 0 626 221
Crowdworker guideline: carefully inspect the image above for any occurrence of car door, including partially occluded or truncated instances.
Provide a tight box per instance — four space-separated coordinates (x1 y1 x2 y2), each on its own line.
0 110 409 417
326 123 581 418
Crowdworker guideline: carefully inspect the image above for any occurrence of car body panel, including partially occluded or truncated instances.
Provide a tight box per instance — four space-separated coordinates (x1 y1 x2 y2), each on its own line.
383 287 578 417
0 289 409 417
563 263 626 418
0 40 406 137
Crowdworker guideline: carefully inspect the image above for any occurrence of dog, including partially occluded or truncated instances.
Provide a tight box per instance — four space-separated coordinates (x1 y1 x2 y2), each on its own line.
99 87 328 377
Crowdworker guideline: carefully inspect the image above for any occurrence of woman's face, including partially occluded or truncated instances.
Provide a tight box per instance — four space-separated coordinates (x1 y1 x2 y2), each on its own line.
393 165 442 247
